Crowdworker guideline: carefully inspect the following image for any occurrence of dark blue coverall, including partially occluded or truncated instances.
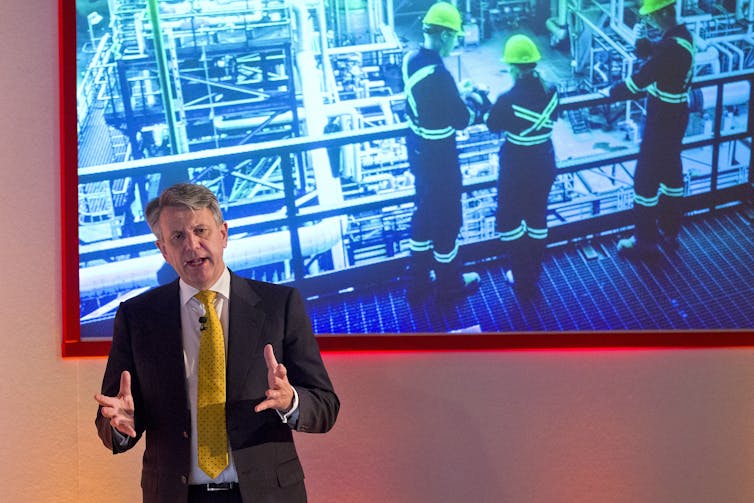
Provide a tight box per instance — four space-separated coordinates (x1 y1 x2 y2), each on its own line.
402 47 475 289
486 72 558 289
610 24 694 245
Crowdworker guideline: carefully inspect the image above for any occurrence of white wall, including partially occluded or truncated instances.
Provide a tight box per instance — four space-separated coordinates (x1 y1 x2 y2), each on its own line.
1 1 753 501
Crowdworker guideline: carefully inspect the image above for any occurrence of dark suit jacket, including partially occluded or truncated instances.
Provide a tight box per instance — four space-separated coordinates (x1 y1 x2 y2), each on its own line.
96 272 339 503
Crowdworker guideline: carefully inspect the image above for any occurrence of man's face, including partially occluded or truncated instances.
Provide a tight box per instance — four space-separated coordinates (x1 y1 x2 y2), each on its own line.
439 30 458 57
646 9 670 29
645 13 659 29
155 206 228 291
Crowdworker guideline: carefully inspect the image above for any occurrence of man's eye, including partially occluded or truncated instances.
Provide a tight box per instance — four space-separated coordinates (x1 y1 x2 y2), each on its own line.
196 228 207 235
171 232 183 241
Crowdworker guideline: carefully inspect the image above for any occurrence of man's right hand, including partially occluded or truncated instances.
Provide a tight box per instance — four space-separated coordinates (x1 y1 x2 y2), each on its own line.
95 370 136 438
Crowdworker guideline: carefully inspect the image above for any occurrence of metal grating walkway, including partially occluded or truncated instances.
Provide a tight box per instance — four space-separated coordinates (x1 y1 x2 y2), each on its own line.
306 205 754 334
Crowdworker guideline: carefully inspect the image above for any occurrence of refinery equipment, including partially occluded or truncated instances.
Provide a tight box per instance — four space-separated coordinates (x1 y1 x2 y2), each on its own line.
73 0 753 335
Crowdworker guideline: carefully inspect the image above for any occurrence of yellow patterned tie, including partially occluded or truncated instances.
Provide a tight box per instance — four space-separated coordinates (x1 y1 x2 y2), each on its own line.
195 290 228 479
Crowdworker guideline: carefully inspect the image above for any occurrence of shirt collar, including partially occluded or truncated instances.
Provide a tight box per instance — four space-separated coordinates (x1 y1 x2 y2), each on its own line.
179 268 231 306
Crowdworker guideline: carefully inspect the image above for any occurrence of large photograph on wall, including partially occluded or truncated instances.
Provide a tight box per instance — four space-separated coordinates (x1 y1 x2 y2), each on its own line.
63 0 754 356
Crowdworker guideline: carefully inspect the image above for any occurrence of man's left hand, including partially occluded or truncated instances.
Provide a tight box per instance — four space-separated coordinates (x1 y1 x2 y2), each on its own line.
255 344 294 413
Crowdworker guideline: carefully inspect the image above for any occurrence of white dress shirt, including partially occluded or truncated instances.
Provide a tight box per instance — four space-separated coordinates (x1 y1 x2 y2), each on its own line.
180 268 299 484
180 268 239 484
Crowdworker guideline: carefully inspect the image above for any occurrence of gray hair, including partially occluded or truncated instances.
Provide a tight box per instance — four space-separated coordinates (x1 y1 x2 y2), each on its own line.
145 183 224 241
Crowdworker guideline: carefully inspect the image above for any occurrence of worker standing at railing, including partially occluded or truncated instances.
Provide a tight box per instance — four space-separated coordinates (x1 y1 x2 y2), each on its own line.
610 0 694 258
402 1 485 302
486 34 558 296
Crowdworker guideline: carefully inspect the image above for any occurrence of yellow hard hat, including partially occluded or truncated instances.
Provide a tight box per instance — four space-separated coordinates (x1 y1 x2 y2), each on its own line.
639 0 676 15
503 34 541 64
423 2 463 33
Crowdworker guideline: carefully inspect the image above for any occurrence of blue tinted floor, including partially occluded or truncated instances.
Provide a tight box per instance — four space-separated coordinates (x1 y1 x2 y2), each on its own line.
305 206 754 333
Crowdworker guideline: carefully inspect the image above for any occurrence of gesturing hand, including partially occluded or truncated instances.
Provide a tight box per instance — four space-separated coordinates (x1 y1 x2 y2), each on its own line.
255 344 294 414
95 370 136 437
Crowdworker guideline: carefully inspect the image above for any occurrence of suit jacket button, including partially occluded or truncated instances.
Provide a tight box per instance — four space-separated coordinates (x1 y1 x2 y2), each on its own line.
183 431 189 439
181 476 188 485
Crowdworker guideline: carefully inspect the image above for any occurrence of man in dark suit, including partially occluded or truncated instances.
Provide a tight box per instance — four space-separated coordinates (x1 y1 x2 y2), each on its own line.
95 183 339 503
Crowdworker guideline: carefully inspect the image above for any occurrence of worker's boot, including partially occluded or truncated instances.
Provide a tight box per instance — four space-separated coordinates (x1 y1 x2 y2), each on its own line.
505 238 540 296
617 236 659 260
406 249 435 303
435 260 481 301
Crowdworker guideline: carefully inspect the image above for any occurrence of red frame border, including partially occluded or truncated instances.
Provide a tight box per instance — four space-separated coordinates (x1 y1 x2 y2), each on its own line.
59 1 754 357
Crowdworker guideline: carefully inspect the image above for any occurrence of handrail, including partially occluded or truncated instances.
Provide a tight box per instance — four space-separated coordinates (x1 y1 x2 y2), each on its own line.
79 70 754 182
77 71 754 281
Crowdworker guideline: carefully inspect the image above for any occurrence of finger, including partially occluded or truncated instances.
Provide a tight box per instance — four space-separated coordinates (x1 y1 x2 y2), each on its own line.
263 344 278 371
119 370 131 397
111 417 137 438
254 388 293 413
267 365 289 392
254 398 275 413
273 362 288 380
99 406 116 418
94 393 118 409
265 389 281 400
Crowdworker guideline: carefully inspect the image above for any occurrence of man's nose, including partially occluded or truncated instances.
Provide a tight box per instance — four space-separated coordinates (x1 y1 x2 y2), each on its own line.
184 232 201 250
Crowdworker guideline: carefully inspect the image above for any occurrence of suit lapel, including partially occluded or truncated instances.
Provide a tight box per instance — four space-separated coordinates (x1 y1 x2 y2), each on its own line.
226 273 265 401
150 281 189 414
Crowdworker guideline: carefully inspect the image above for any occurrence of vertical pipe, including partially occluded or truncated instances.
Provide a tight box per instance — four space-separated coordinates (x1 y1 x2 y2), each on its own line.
317 0 337 98
116 60 141 161
710 81 724 198
290 0 347 274
280 154 305 280
146 0 179 157
367 0 376 42
558 0 567 26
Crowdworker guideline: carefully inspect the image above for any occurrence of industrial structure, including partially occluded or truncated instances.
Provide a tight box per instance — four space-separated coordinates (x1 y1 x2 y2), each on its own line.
73 0 754 335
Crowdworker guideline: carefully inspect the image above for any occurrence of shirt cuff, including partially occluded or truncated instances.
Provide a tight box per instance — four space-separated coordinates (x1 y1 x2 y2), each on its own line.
276 386 299 426
112 426 131 447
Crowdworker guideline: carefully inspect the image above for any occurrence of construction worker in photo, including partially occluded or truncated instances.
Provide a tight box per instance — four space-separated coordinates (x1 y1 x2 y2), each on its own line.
486 34 558 295
609 0 694 258
402 1 487 302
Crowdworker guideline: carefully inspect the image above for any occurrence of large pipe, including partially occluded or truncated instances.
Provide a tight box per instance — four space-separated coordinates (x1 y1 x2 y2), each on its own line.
386 0 395 30
546 0 569 44
721 40 745 71
291 0 347 267
694 44 721 75
316 0 338 99
290 0 343 205
213 110 304 131
692 80 751 112
80 222 343 299
546 18 568 44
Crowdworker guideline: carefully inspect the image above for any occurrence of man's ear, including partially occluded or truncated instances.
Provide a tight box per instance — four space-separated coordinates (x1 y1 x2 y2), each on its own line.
221 222 229 248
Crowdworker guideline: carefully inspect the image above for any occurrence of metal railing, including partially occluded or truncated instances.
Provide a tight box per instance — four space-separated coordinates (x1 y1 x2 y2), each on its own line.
77 71 754 297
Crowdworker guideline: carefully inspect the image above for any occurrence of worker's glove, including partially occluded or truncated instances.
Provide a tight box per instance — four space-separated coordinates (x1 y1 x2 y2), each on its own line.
459 79 476 98
635 37 653 59
466 89 492 124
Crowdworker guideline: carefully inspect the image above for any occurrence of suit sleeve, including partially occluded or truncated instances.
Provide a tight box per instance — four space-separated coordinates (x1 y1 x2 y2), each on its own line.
95 302 145 453
281 289 339 433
